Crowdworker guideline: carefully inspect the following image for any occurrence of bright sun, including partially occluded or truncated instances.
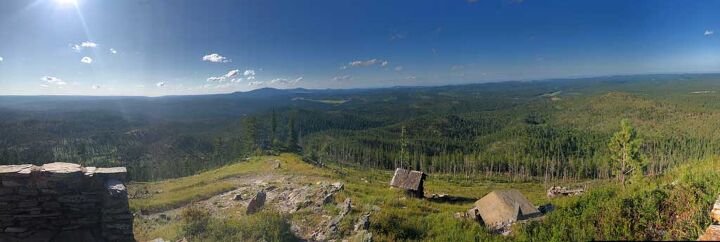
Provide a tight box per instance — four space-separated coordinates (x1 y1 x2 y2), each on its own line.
54 0 77 5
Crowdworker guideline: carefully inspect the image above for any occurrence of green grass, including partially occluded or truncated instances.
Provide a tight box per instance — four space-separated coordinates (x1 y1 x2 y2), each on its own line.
513 156 720 241
132 153 719 241
129 155 277 213
131 154 561 241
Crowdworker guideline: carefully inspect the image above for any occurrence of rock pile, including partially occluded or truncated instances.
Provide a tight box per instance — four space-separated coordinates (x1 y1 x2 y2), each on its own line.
546 186 584 198
0 163 133 241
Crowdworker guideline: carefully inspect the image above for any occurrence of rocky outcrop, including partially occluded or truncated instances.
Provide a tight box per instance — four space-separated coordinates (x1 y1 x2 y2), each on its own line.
0 162 133 241
311 198 352 241
699 195 720 241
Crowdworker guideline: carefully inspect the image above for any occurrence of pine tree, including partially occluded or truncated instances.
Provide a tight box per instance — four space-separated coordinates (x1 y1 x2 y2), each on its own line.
243 117 259 155
286 116 298 152
399 125 409 168
271 108 278 148
608 119 644 188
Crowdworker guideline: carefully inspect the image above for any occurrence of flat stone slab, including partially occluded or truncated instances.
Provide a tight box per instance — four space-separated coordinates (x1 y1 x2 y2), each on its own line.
41 162 82 174
95 167 127 174
711 195 720 223
0 164 34 174
83 167 97 176
699 225 720 241
95 167 127 181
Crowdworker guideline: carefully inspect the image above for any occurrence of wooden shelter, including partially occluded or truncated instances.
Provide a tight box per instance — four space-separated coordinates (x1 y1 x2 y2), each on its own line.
389 168 426 197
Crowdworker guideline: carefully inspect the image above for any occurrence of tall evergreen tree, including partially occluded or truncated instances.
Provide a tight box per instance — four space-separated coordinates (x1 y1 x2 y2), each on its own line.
271 108 278 148
608 119 644 188
398 125 409 168
243 117 259 154
286 116 298 152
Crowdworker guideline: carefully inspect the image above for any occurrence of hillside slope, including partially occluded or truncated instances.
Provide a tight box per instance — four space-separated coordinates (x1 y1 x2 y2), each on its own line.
130 153 720 241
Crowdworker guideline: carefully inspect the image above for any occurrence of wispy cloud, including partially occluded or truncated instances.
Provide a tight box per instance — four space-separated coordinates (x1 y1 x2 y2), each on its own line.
269 77 303 85
394 66 403 71
202 53 230 63
156 81 166 87
705 30 714 36
40 76 67 86
109 48 118 54
80 56 93 64
207 69 241 82
207 69 256 83
92 85 100 89
248 81 264 86
349 59 379 67
332 75 352 81
0 56 3 62
81 41 98 48
345 58 391 69
71 41 98 52
244 69 256 80
389 32 406 41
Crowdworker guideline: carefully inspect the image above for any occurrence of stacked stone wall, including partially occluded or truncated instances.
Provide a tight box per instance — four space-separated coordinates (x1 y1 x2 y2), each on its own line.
0 163 133 242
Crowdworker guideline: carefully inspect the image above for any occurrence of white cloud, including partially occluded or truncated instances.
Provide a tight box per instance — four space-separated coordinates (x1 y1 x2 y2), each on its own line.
80 56 93 64
224 69 240 79
244 69 256 80
71 41 98 52
705 30 714 36
92 85 100 89
269 78 286 84
349 59 379 67
110 48 117 54
381 60 389 67
40 76 67 86
156 81 166 87
0 56 3 62
269 77 303 86
394 66 403 71
207 69 242 82
332 75 352 81
206 76 223 82
202 53 230 63
248 81 264 86
81 41 98 48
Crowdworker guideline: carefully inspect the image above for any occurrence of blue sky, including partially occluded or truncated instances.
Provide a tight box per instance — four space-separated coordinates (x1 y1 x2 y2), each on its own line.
0 0 718 96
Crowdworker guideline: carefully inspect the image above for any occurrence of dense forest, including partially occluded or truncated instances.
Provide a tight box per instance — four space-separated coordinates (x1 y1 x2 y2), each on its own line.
3 73 720 181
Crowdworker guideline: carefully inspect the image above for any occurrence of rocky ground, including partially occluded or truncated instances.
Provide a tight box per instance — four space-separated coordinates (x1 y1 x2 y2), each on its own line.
135 159 374 242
